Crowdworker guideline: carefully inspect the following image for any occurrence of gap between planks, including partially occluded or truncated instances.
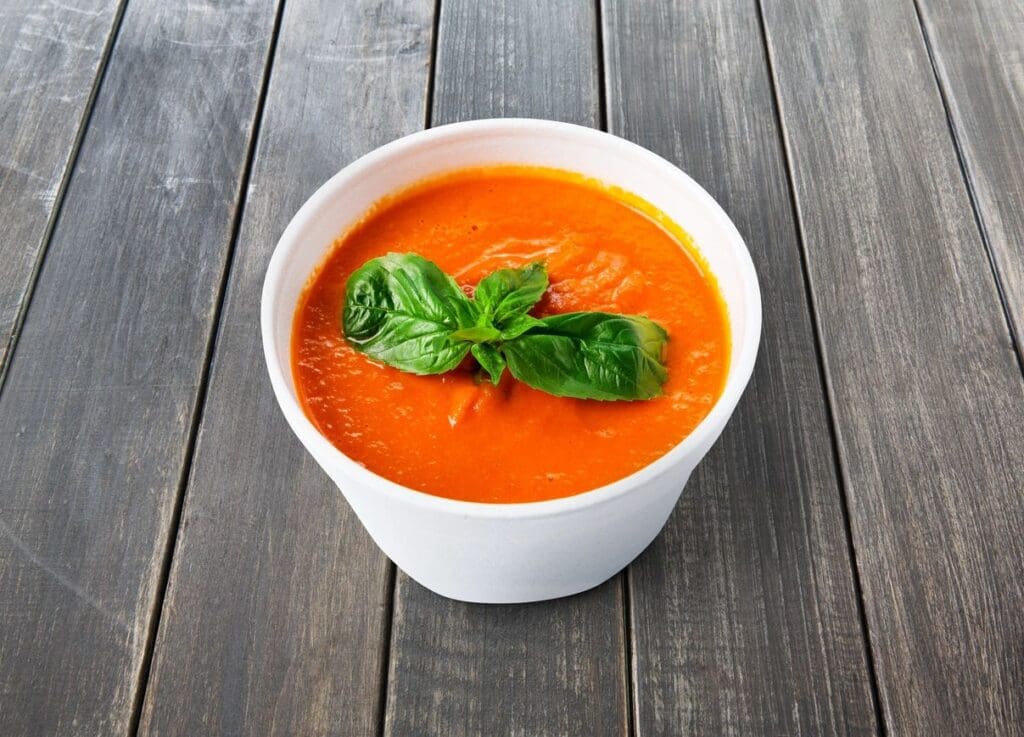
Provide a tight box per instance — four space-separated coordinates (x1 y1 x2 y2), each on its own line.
752 1 890 734
125 1 290 734
0 0 129 393
909 0 1024 379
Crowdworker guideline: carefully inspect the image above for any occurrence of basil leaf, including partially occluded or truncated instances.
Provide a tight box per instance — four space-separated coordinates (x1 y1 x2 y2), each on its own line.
474 262 548 328
501 312 669 400
341 253 671 401
499 313 543 341
343 253 479 374
450 325 501 343
471 343 505 385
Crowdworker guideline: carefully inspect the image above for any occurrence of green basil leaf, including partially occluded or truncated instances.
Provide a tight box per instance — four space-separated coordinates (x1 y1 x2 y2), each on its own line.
474 262 548 328
450 325 501 343
501 312 669 400
471 343 505 385
342 253 671 400
499 313 543 340
343 253 479 374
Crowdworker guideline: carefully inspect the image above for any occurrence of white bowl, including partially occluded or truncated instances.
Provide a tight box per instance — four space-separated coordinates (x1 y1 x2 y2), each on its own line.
262 119 761 603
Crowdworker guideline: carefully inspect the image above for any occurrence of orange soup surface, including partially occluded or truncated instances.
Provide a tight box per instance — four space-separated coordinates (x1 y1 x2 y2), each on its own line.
293 167 729 503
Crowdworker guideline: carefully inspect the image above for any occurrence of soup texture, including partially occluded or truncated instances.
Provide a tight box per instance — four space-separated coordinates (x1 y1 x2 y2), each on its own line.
292 166 729 503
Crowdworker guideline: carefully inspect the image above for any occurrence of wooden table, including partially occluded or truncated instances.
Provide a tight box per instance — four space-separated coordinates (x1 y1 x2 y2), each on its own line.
2 1 1022 734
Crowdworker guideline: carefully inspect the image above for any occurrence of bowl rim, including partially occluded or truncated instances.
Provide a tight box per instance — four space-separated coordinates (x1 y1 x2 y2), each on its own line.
261 118 761 519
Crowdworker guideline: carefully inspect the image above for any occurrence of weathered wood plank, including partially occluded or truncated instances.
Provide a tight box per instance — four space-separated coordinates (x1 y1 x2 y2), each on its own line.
136 2 435 735
429 0 600 125
916 0 1024 358
0 1 279 734
760 0 1024 734
382 2 629 736
0 0 123 372
388 577 629 737
603 1 879 735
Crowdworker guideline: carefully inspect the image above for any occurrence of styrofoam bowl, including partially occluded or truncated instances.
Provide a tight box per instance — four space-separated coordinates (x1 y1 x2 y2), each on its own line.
261 119 761 603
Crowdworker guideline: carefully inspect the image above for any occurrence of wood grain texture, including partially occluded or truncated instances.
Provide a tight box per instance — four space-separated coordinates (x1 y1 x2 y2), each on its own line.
429 0 600 125
388 576 629 737
0 1 279 734
0 0 122 371
136 2 434 735
382 2 629 736
760 0 1024 734
603 1 879 735
916 0 1024 358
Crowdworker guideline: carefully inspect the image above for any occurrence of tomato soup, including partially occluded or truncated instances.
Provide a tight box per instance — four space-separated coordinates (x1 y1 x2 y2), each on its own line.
292 167 729 503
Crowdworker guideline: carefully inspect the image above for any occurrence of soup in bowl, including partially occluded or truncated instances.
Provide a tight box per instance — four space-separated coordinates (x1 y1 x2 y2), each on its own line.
262 119 761 603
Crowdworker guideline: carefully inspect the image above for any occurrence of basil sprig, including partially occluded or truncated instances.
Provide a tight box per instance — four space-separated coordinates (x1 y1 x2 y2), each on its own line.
343 253 669 401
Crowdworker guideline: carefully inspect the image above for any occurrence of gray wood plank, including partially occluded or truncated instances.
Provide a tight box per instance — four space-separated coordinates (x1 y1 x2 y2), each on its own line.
0 0 123 373
760 0 1024 734
136 2 435 735
388 577 628 737
382 2 629 736
429 0 600 125
603 1 880 735
0 0 279 734
916 0 1024 359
